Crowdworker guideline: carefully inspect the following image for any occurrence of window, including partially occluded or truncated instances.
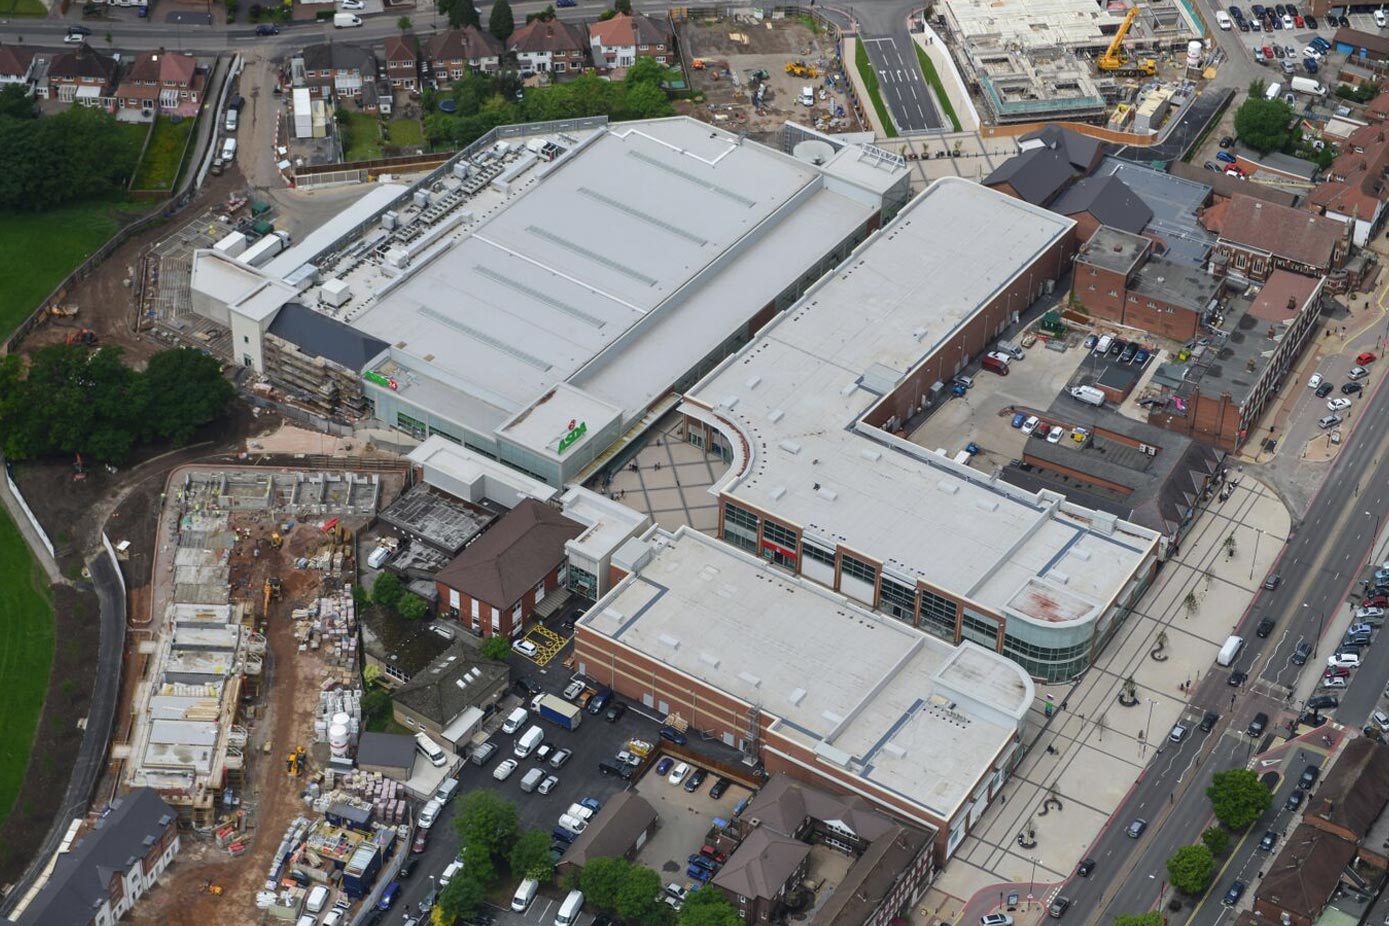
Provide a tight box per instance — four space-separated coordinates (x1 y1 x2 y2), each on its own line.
879 576 917 622
919 588 958 637
962 613 998 647
840 553 876 585
723 502 759 552
801 542 835 568
1108 289 1118 297
762 519 797 551
1002 633 1092 682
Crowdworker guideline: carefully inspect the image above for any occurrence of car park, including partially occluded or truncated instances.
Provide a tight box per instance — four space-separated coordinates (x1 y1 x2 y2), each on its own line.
1223 881 1246 906
1200 711 1220 732
1126 818 1147 838
1286 789 1304 811
1259 830 1277 851
1248 712 1268 736
1299 765 1320 789
684 768 709 793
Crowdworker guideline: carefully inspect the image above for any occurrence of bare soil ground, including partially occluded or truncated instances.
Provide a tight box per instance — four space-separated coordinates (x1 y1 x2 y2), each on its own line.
675 14 859 135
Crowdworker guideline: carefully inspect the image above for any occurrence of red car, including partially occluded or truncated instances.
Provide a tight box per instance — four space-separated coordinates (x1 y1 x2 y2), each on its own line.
1357 351 1377 365
1366 595 1389 608
411 828 429 854
1324 665 1351 680
699 845 727 863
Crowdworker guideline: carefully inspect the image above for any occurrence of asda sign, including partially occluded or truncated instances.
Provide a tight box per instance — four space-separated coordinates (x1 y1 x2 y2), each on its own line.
557 419 587 454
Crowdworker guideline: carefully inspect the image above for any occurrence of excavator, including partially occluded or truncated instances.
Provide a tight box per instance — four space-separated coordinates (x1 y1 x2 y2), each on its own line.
1096 7 1157 78
285 745 305 776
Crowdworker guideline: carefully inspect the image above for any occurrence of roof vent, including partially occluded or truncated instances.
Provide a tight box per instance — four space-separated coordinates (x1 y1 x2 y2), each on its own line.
1050 570 1070 585
938 481 959 494
658 634 681 650
882 742 907 758
769 408 785 423
788 687 807 706
976 499 999 512
745 375 762 389
861 448 882 462
912 326 928 341
822 710 844 725
815 485 838 501
779 439 802 454
720 395 740 410
739 671 762 688
700 652 721 668
1072 548 1091 562
769 486 787 501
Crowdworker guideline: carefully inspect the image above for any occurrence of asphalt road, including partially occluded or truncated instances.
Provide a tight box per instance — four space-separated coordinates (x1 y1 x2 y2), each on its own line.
1059 366 1389 924
858 31 942 133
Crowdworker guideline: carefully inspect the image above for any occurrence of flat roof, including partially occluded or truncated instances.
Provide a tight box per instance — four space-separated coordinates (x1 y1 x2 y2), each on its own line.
943 0 1112 46
378 484 496 555
1078 226 1149 276
559 486 651 560
407 435 559 504
684 177 1160 627
261 183 408 279
1093 158 1214 266
584 528 1032 820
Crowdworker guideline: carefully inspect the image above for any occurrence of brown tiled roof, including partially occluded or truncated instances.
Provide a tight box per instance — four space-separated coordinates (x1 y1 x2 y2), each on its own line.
1332 25 1389 57
1309 122 1389 219
385 34 417 62
124 50 196 86
588 12 669 49
48 43 116 82
509 19 587 56
1257 823 1356 920
1206 194 1345 269
1367 88 1389 122
0 45 35 79
435 499 583 607
712 827 809 900
425 26 503 62
1306 737 1389 837
558 792 657 867
1246 269 1319 324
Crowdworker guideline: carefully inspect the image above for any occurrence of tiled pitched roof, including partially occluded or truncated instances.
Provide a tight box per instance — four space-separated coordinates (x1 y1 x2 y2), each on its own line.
509 19 587 55
983 147 1075 206
712 828 809 900
390 642 509 726
1305 737 1389 837
300 42 378 77
124 50 196 86
425 26 503 62
435 499 583 607
1018 124 1104 173
588 12 668 48
384 34 417 62
1308 121 1389 219
1257 823 1356 921
47 43 117 82
1050 175 1153 233
0 44 35 79
1205 193 1345 269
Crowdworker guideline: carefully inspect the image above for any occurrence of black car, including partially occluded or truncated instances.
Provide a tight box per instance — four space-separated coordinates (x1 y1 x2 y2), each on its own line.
587 687 612 715
1286 789 1304 811
67 23 93 34
1248 711 1268 736
1263 573 1281 590
1229 670 1248 687
1109 338 1127 357
1200 710 1220 732
1342 382 1363 395
684 768 709 793
513 675 543 697
398 857 417 879
1222 881 1246 906
660 725 689 746
1305 13 1318 27
1292 640 1312 665
1315 382 1334 398
1258 830 1277 851
604 702 627 723
1256 617 1275 638
1299 765 1320 789
1307 694 1339 710
254 23 280 34
1120 342 1139 363
709 777 732 799
1077 858 1096 877
1220 135 1235 148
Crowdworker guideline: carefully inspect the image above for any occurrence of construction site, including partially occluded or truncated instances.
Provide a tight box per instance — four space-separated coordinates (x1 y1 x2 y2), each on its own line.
674 11 861 138
104 465 409 926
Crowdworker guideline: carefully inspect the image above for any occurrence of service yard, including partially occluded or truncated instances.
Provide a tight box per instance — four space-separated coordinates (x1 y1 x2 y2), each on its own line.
675 12 860 136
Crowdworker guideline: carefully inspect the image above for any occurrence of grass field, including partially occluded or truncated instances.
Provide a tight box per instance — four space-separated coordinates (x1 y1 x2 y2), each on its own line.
0 0 47 16
132 117 195 190
0 500 55 822
342 111 382 162
385 118 423 149
854 41 897 139
913 44 962 133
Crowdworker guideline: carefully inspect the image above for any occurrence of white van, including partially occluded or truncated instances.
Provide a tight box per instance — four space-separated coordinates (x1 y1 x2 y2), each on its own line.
333 11 362 25
1215 9 1232 28
415 732 448 768
224 108 238 132
220 137 237 161
512 878 540 912
1264 81 1282 101
434 777 461 804
306 885 330 914
502 707 528 735
556 890 585 926
367 545 391 569
418 798 442 829
1217 635 1245 667
520 767 546 792
514 725 544 758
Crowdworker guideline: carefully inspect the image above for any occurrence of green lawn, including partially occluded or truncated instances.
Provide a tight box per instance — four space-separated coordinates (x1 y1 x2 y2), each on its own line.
132 117 195 190
342 111 382 162
0 500 55 823
385 117 423 149
913 44 962 133
0 0 48 16
854 41 897 139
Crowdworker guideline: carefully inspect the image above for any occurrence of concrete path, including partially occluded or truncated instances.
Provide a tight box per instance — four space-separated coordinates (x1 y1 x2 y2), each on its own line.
0 463 62 584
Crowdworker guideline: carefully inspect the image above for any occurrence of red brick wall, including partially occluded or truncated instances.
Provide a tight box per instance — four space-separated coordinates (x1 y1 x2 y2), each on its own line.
1074 261 1127 324
1022 451 1135 495
1121 293 1200 341
1151 391 1242 452
438 561 566 637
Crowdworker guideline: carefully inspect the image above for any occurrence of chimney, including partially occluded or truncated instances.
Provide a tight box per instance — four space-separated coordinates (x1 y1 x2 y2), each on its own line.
1287 297 1297 311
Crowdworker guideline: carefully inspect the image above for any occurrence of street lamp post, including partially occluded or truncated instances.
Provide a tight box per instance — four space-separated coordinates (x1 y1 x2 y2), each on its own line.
1367 510 1383 565
1250 528 1261 580
1142 697 1156 758
1305 602 1324 657
1029 856 1038 910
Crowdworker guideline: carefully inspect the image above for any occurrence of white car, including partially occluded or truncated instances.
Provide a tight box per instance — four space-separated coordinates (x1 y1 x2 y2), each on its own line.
340 0 365 6
562 679 585 701
980 916 1014 926
668 762 691 785
557 813 588 834
493 758 519 781
1281 13 1294 27
1308 372 1323 389
440 860 463 887
565 802 595 821
1303 45 1324 59
1328 397 1352 411
1169 723 1188 743
63 32 86 43
512 639 538 657
1021 415 1040 435
1046 426 1064 444
1328 651 1361 668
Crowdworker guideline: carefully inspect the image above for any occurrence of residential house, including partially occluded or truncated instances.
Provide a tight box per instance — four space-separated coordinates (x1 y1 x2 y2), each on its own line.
390 642 509 750
712 828 810 924
47 42 117 107
115 50 204 118
1073 226 1218 343
1308 121 1389 245
1203 193 1349 282
1302 737 1389 856
509 18 588 75
588 13 672 69
300 43 379 104
384 34 419 90
423 26 504 83
16 788 180 926
0 45 37 95
435 498 584 639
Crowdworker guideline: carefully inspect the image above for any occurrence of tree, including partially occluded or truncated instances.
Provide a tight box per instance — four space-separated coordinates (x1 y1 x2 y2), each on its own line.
141 348 235 444
510 829 555 881
1166 844 1214 895
459 838 497 887
615 865 670 926
454 789 518 857
1233 96 1294 153
613 0 630 12
489 0 514 39
362 686 394 731
0 84 36 119
1113 914 1165 926
579 857 631 911
1206 768 1272 830
525 4 555 22
481 634 512 661
438 0 480 29
678 889 742 926
436 874 486 922
624 81 673 119
372 572 404 609
397 14 413 30
1202 826 1229 857
626 55 665 86
398 593 430 621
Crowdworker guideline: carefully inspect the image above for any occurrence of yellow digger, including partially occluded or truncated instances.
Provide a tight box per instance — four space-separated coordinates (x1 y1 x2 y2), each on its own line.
285 745 306 776
785 59 818 79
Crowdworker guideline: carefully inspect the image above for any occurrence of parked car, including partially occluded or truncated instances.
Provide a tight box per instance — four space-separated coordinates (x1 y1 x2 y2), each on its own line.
1047 426 1064 444
709 777 732 799
1323 675 1348 689
494 759 519 781
1357 351 1378 365
550 748 572 768
538 775 560 795
1200 711 1220 732
980 916 1013 926
1305 13 1318 26
1229 670 1248 687
1247 712 1268 736
668 762 691 786
563 679 586 701
655 757 674 776
1306 694 1339 711
1256 617 1275 637
1299 765 1320 789
1308 372 1323 389
1328 651 1361 668
659 726 688 746
684 769 709 793
1318 414 1343 429
1292 641 1312 665
1222 881 1246 906
1286 789 1305 811
513 639 538 657
1324 665 1351 679
604 702 627 723
1169 723 1189 742
1349 365 1370 380
255 22 280 33
1021 416 1040 435
1258 830 1277 851
1343 382 1363 395
1217 150 1238 164
1327 397 1352 411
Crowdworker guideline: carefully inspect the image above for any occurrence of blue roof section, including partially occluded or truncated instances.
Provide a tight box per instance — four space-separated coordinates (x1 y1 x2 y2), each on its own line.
1094 156 1215 266
267 302 389 372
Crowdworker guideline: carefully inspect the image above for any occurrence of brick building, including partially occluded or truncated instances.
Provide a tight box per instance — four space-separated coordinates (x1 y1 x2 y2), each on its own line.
47 42 117 106
1203 193 1349 281
384 34 419 90
18 789 180 926
115 50 204 118
423 26 504 82
1308 121 1389 245
435 498 583 638
587 13 672 69
390 642 509 749
1074 226 1219 343
300 43 378 102
509 19 589 75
